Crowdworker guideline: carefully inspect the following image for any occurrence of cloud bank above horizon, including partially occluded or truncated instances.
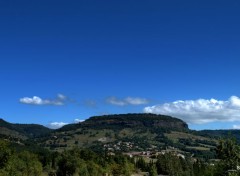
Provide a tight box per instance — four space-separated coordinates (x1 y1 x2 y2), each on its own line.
144 96 240 124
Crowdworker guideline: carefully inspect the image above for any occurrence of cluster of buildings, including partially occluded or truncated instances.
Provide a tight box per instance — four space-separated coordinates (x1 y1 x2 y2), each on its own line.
103 140 186 160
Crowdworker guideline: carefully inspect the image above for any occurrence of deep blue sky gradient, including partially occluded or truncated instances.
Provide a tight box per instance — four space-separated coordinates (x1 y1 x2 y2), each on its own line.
1 0 240 129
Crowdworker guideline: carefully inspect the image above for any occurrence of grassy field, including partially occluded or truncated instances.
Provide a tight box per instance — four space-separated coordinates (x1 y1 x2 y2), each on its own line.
165 131 213 142
186 146 210 151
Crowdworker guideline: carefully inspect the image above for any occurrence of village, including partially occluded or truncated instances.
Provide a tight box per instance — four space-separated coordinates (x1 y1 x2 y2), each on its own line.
103 140 186 160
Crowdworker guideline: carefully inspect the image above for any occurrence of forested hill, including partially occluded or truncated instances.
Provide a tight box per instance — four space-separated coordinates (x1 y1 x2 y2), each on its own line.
59 113 189 131
2 113 240 157
1 115 240 175
0 118 52 139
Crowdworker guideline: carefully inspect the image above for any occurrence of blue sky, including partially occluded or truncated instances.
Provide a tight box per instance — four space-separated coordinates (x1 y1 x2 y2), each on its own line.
1 0 240 130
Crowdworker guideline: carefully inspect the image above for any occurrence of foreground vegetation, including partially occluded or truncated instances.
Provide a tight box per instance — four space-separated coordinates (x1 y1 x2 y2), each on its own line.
0 139 136 176
1 137 240 176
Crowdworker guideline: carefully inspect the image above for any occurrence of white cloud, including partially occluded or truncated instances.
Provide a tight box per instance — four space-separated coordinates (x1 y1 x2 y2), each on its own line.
20 94 67 106
47 119 85 129
107 96 150 106
233 125 240 129
144 96 240 124
48 122 69 129
74 119 85 123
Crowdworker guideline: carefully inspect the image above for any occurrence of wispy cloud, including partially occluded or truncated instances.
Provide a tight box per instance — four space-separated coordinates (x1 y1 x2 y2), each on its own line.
107 96 150 106
125 97 150 105
84 100 97 108
144 96 240 124
106 97 126 106
20 94 67 106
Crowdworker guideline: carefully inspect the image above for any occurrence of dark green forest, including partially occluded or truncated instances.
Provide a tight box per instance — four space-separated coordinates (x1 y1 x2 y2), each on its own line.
1 137 240 176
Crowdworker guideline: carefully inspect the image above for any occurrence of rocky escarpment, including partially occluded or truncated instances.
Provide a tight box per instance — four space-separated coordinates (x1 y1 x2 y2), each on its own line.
79 113 188 131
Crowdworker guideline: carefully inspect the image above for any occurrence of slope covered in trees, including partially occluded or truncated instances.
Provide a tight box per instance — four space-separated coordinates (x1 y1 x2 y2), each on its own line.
38 114 217 159
2 113 240 166
1 137 240 176
0 118 52 139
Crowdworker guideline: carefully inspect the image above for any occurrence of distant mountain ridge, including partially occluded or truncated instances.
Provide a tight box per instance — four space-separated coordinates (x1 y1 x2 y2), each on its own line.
0 118 52 139
1 114 240 140
1 113 240 159
85 113 188 129
60 113 189 131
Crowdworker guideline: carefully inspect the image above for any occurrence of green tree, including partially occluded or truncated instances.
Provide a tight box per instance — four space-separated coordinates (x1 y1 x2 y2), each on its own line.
0 140 11 169
148 164 158 176
216 137 240 174
135 157 147 172
3 151 42 176
156 153 193 176
86 161 104 176
110 163 122 176
76 161 89 176
57 151 80 176
18 151 42 176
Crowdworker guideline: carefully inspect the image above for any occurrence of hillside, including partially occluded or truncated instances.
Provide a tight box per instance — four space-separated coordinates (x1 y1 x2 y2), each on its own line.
60 113 188 131
0 118 52 140
2 114 240 160
37 114 217 159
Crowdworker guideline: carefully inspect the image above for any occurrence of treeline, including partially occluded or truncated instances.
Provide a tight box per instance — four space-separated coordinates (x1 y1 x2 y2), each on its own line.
0 139 135 176
1 137 240 176
136 153 217 176
136 137 240 176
